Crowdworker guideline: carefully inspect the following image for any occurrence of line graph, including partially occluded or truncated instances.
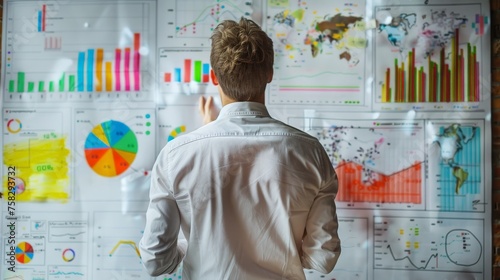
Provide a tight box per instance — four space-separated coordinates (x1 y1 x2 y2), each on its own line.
49 221 88 242
159 0 263 47
108 240 141 258
48 265 85 280
93 212 150 279
175 1 254 38
386 244 439 270
373 216 483 273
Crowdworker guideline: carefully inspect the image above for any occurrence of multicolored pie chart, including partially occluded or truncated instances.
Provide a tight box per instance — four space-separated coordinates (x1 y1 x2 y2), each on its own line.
84 120 138 177
16 242 34 264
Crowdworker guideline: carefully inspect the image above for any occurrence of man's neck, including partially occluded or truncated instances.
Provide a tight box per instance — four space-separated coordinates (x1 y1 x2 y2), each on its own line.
220 92 265 106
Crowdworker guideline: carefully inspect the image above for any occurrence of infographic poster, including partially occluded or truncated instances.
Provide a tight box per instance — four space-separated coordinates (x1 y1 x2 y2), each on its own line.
426 119 485 212
2 108 71 202
289 116 426 210
373 1 490 112
373 216 484 279
73 108 156 201
3 0 157 103
157 0 264 48
267 0 369 107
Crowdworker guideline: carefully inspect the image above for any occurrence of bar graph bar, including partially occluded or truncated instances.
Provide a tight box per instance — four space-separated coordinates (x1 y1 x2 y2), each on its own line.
174 68 182 83
87 49 94 92
58 73 65 92
133 33 141 91
96 48 104 92
6 33 144 94
105 62 112 92
28 82 35 93
380 29 480 103
78 52 85 91
38 81 44 92
184 59 192 83
17 72 25 92
115 49 121 91
69 75 75 92
164 73 172 83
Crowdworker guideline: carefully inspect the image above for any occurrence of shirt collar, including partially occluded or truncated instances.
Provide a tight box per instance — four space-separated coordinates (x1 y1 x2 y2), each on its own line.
216 102 271 119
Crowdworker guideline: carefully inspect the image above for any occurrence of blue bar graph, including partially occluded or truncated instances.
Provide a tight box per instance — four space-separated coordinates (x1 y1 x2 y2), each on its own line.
174 68 181 83
87 49 94 91
78 52 85 91
38 11 42 32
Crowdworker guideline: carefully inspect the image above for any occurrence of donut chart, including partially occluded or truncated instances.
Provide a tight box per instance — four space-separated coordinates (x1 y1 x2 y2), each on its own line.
16 242 34 264
7 118 22 134
84 120 138 177
62 248 76 262
167 125 186 142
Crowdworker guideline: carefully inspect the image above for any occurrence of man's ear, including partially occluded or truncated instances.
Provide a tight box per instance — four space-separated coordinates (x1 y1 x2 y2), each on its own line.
210 70 219 85
267 69 274 83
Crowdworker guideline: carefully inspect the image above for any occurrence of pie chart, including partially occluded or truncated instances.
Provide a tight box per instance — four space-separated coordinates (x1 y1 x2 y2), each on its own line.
16 242 34 264
84 120 138 177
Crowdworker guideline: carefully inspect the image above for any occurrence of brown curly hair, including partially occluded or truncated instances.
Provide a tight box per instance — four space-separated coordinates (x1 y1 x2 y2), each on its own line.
210 17 274 101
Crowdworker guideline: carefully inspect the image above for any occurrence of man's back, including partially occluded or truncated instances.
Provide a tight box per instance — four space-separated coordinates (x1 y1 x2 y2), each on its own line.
154 102 340 279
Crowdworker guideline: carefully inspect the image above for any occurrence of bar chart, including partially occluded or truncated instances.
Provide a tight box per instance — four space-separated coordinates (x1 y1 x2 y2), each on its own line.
380 31 480 103
3 1 156 102
158 48 218 103
374 3 487 112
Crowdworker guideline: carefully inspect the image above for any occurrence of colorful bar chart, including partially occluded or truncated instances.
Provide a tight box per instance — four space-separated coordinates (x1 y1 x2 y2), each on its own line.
7 33 142 94
163 58 210 84
159 48 217 96
381 29 480 103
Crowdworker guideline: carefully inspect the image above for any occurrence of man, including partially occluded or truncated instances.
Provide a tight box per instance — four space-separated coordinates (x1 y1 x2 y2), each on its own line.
139 17 340 279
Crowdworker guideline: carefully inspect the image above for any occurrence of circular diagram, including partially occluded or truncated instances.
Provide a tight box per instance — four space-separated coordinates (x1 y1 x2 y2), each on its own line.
13 177 26 194
7 119 22 134
84 120 138 177
62 248 76 262
16 242 34 264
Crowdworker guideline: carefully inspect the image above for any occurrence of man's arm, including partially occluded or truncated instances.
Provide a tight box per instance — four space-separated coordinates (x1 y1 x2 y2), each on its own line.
301 152 341 273
139 160 185 276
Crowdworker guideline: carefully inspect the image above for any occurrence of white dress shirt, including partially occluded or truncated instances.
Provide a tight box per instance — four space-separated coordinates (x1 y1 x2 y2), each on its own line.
139 102 340 280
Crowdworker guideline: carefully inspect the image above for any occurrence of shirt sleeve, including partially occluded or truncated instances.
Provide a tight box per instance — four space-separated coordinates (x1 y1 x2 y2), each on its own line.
139 155 185 277
301 148 341 274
